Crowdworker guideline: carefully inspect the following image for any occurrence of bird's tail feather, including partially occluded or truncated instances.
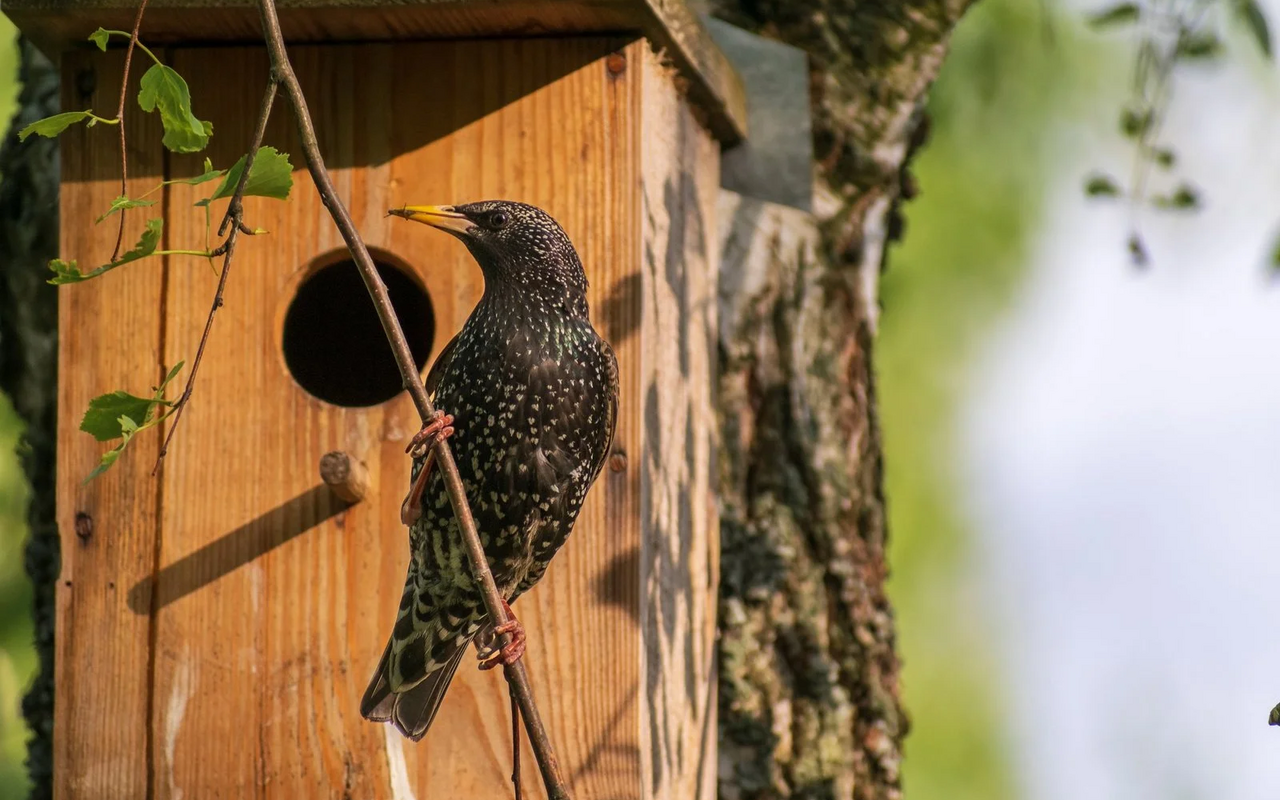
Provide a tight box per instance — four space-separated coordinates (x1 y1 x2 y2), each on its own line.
360 634 471 741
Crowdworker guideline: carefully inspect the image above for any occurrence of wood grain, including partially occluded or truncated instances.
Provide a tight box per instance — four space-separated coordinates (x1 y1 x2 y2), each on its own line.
6 0 747 145
155 38 642 800
638 48 720 800
387 38 647 799
54 49 167 800
56 35 719 800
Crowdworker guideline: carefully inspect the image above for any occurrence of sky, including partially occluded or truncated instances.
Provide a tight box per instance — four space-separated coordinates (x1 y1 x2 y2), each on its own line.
961 4 1280 797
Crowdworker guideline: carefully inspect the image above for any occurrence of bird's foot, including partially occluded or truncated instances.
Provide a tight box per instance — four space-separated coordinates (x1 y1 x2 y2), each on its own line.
476 599 526 671
399 410 455 527
406 411 455 459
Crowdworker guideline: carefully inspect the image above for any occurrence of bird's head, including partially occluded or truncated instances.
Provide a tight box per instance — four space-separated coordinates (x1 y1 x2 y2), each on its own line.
390 200 587 305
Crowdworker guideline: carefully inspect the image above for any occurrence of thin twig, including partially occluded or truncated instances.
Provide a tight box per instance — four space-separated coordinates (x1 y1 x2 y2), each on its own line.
254 1 571 797
512 685 523 800
111 0 152 262
152 79 279 475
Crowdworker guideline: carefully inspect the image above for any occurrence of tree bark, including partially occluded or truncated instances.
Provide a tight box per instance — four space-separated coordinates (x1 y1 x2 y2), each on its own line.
705 2 972 798
0 36 60 800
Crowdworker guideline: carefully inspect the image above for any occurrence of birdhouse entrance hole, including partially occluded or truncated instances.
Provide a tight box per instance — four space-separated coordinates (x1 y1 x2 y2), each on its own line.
282 255 434 407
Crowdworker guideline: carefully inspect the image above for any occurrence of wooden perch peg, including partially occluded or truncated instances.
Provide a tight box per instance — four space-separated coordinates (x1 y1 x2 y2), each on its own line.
319 451 371 503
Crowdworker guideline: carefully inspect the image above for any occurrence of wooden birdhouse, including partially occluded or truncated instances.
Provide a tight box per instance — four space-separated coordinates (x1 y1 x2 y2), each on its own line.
4 1 759 798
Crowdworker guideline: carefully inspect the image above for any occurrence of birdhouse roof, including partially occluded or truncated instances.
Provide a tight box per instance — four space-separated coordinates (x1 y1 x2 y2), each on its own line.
4 0 747 143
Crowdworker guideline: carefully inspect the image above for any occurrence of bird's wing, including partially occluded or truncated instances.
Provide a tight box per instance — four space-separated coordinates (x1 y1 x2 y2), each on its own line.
424 332 460 400
504 352 577 505
508 335 619 602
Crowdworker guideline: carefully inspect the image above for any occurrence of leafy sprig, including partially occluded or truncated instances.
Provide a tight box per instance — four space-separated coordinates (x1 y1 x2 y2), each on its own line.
48 150 293 286
1082 0 1275 267
18 25 294 480
80 361 184 481
20 28 212 152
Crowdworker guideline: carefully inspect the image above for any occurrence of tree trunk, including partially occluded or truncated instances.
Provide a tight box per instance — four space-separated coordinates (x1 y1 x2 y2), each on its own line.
706 3 972 798
0 36 60 800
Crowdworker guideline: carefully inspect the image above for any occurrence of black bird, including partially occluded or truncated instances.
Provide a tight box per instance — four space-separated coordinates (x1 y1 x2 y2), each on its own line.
361 200 619 741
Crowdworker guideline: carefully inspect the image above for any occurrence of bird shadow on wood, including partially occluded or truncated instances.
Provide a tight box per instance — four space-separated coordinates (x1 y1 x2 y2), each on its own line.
600 271 642 347
127 485 351 614
593 544 640 622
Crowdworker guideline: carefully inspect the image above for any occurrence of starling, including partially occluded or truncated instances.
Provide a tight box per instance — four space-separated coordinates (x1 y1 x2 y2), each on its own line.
361 200 619 741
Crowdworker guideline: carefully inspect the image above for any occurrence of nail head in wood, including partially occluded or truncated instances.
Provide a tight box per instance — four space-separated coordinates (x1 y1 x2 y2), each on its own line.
319 451 370 503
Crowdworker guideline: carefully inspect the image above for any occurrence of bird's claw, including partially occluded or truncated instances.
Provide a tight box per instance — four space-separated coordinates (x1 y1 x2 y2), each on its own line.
399 410 455 527
476 600 526 671
406 411 455 459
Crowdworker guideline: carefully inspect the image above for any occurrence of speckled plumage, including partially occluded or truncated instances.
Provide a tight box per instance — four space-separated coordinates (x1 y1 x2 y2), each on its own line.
361 201 618 740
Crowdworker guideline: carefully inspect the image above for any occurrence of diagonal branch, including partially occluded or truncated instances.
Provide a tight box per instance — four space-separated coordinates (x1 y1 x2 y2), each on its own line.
253 1 571 797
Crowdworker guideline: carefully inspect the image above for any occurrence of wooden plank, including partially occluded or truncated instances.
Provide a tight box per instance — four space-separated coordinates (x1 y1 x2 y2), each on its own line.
5 0 747 145
390 38 646 799
136 38 645 798
54 49 167 800
637 46 720 800
150 45 397 800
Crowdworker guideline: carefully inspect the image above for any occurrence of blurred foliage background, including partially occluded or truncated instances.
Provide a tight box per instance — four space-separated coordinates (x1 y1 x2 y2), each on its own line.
1 14 35 798
880 2 1096 798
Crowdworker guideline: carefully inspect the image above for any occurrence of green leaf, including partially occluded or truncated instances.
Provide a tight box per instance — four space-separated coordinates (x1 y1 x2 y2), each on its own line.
80 391 157 441
1084 174 1121 198
1235 0 1273 59
84 440 128 483
1170 184 1199 209
1176 31 1224 60
172 169 224 187
1120 106 1152 138
83 413 145 482
47 218 164 284
161 361 186 390
1088 3 1140 28
137 63 213 153
18 110 94 141
1153 148 1177 168
94 195 158 224
78 363 185 482
88 27 111 51
1152 185 1200 210
111 216 164 261
209 147 294 202
46 259 82 283
1269 702 1280 726
152 361 185 407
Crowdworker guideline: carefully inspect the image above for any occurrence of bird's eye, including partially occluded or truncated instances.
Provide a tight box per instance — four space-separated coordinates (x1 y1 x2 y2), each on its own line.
487 211 510 229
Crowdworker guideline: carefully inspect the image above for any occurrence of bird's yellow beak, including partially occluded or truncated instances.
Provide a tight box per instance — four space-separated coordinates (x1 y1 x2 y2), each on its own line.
388 205 473 234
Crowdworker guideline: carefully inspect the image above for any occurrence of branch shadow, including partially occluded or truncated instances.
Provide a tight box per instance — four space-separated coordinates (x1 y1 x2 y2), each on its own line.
127 484 351 614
